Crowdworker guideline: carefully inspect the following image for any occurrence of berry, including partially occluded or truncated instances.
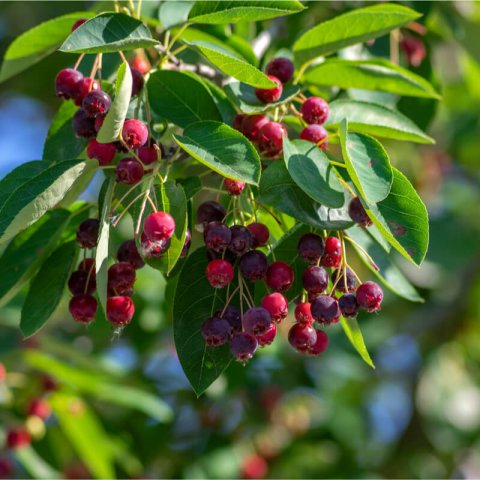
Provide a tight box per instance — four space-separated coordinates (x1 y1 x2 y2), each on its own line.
140 233 170 259
332 267 356 293
356 281 383 312
243 307 272 336
138 144 160 165
311 295 341 326
130 56 150 75
0 457 13 478
308 330 329 356
261 292 288 323
295 302 313 326
0 363 5 382
348 197 372 227
224 178 245 196
197 201 226 224
68 270 96 295
321 236 342 268
255 75 283 103
6 429 30 449
82 90 111 118
180 229 191 258
206 259 234 288
266 261 294 292
94 114 105 132
117 240 145 269
265 57 294 83
202 316 232 347
72 108 96 138
122 119 148 149
28 399 51 420
338 293 359 318
300 124 328 150
241 114 269 142
301 96 329 125
71 18 87 31
257 322 277 347
106 296 135 326
232 113 246 131
241 454 268 480
108 262 136 296
288 323 316 353
69 294 97 324
74 77 100 106
228 225 253 256
302 266 328 295
55 68 83 99
78 258 95 273
115 157 144 184
204 221 231 252
258 121 287 157
401 36 426 67
87 139 116 165
216 305 242 334
143 212 175 242
297 233 325 264
247 222 269 247
230 332 258 362
76 219 99 248
131 68 144 96
239 250 268 282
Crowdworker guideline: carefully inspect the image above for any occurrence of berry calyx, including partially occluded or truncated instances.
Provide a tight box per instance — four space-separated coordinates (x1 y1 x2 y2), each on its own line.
243 307 272 336
224 178 245 196
108 262 136 296
247 222 269 248
311 295 341 326
266 261 294 292
356 281 383 312
300 124 328 150
68 270 96 295
205 259 234 288
348 197 372 227
338 293 359 318
72 108 96 138
256 322 277 347
265 57 294 84
69 294 97 324
76 218 99 248
230 332 258 363
216 305 242 334
197 201 226 224
255 75 283 104
6 429 30 449
82 90 111 118
261 292 288 323
301 96 329 125
202 316 232 347
27 399 51 420
117 240 144 269
204 221 232 252
115 157 144 184
74 77 100 106
302 266 328 295
321 236 342 268
332 267 356 293
308 330 329 356
241 114 269 142
295 302 313 326
297 233 325 264
143 211 175 242
106 296 135 326
55 68 83 99
122 119 148 149
288 323 316 353
71 18 87 31
228 225 253 256
87 139 116 165
257 121 286 157
239 250 268 282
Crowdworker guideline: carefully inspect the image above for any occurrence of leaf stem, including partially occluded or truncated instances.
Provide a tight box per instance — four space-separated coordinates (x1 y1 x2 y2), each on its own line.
338 177 357 198
167 23 191 53
74 54 85 71
344 235 380 271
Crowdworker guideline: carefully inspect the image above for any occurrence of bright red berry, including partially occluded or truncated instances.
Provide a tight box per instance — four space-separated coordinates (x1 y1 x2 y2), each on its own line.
241 114 269 142
228 225 253 256
68 270 96 295
295 302 313 326
122 119 148 149
356 281 383 312
27 399 51 420
321 236 342 268
308 329 329 356
55 68 83 100
239 250 268 282
301 97 329 125
143 211 175 242
230 332 258 362
106 296 135 326
255 75 283 103
224 178 245 196
241 454 268 480
261 292 288 323
87 139 116 165
74 77 100 106
338 293 359 318
265 57 294 84
71 18 87 31
6 429 30 449
297 233 325 264
257 121 287 157
117 240 145 269
300 124 328 150
76 218 99 248
266 261 294 292
72 108 96 138
0 363 5 382
288 323 316 353
256 322 277 347
401 36 426 67
206 259 234 288
94 114 105 132
115 157 144 184
69 294 97 324
197 201 226 224
247 222 269 248
302 265 328 295
348 197 372 227
129 57 150 75
243 307 272 336
138 145 159 165
131 68 144 96
311 295 341 326
108 262 136 297
202 316 233 347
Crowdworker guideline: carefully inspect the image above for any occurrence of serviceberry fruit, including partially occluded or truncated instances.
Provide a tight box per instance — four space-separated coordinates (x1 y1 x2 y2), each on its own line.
297 233 325 264
55 68 83 99
72 108 96 138
302 266 328 295
6 429 31 449
106 296 135 326
261 292 288 323
202 316 233 347
356 281 383 312
224 178 245 196
130 56 150 74
228 225 253 256
308 330 329 356
78 258 96 273
87 139 116 165
76 218 99 248
94 114 105 132
180 229 191 258
255 75 283 103
288 323 317 353
115 157 144 184
68 270 96 295
239 250 268 282
28 399 51 420
205 259 234 288
311 295 341 326
108 262 136 296
140 233 171 259
138 142 162 165
266 261 294 292
265 57 294 83
216 305 242 334
71 18 87 31
197 201 226 224
401 36 426 67
257 121 287 157
232 113 246 131
131 68 144 96
82 90 111 118
348 197 372 227
0 458 13 478
295 302 313 326
257 322 277 347
241 114 269 142
204 221 232 252
321 236 342 268
230 332 258 362
241 454 268 480
69 294 97 324
300 124 328 150
301 96 329 125
243 307 272 336
74 77 100 106
247 222 269 247
122 119 148 149
143 211 175 241
332 267 356 293
117 240 145 269
338 293 359 318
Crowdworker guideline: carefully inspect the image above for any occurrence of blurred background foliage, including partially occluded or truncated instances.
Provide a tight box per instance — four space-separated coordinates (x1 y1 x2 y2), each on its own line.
1 1 480 479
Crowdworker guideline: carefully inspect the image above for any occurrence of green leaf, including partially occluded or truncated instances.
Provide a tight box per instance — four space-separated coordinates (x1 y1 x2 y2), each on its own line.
200 77 237 125
173 247 233 396
0 160 89 245
20 241 77 338
347 226 423 302
0 11 95 83
340 316 375 369
258 161 353 230
338 120 393 203
362 167 429 266
188 1 304 24
159 0 194 29
174 121 261 185
60 12 158 54
225 81 300 114
14 446 60 480
177 176 202 200
187 41 275 88
293 4 421 66
304 58 441 99
283 136 346 208
97 62 132 143
147 70 221 129
326 100 434 144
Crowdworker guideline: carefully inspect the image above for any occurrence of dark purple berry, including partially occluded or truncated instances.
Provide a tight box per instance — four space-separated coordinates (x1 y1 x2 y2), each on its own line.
202 316 233 347
356 281 383 312
332 267 356 293
76 218 99 248
338 294 359 318
115 157 144 184
72 108 96 138
265 57 294 84
247 222 269 247
204 222 231 252
239 250 268 282
302 266 328 295
308 330 329 356
348 197 372 227
117 240 145 269
131 68 144 96
82 90 111 118
243 307 272 336
311 295 341 326
228 225 253 256
297 233 325 264
288 323 317 353
69 294 97 324
55 68 83 99
74 77 100 106
230 332 258 362
216 305 242 335
68 270 96 295
108 262 136 297
197 201 226 224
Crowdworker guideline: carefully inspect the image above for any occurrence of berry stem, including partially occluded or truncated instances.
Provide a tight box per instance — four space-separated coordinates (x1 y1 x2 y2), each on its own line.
390 29 400 65
136 0 143 18
247 186 259 222
344 235 380 271
112 192 144 227
240 275 255 308
337 177 357 198
167 23 191 54
74 54 85 71
329 160 346 168
146 194 158 212
111 183 140 214
238 272 244 329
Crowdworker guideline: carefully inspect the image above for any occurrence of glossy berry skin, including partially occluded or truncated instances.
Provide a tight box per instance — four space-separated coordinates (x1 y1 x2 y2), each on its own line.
202 316 232 347
74 77 100 106
138 144 160 165
255 75 283 103
87 139 116 165
71 18 87 31
288 323 317 353
82 90 111 118
300 124 328 150
204 221 231 252
115 157 144 184
230 332 258 362
261 292 288 323
266 261 294 292
94 114 105 132
339 293 359 318
302 266 328 295
28 399 51 420
332 267 356 293
68 270 96 295
356 281 383 312
131 68 144 96
241 114 269 142
55 68 83 99
266 57 294 83
257 322 277 347
122 119 148 149
228 225 253 256
6 429 31 449
308 330 329 356
348 197 372 227
106 296 135 326
117 240 145 269
295 302 313 326
69 294 97 324
224 178 245 196
243 307 272 336
130 56 150 75
72 108 96 138
321 236 342 268
206 259 234 288
76 219 99 248
301 96 329 125
180 229 191 258
247 222 269 247
197 201 226 224
311 295 341 326
257 122 287 157
216 305 242 334
108 262 136 297
298 233 325 264
239 250 268 282
143 212 175 242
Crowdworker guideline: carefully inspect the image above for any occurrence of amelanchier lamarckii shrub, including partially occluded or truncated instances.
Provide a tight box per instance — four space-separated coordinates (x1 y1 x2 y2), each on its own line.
0 1 436 395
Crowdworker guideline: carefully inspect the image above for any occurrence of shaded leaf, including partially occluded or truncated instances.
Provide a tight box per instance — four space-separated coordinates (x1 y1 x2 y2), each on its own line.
159 0 194 29
340 316 375 369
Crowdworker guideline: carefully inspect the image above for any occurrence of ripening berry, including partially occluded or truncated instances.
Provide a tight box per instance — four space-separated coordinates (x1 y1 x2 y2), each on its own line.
257 122 287 157
76 218 99 248
241 454 268 480
401 36 426 67
87 139 116 165
122 119 148 149
266 261 294 292
239 250 268 282
230 332 258 362
202 316 232 347
68 270 96 295
108 262 136 297
72 108 96 138
6 429 31 449
302 266 328 295
138 142 162 165
143 212 176 242
71 18 87 31
308 329 329 356
232 113 247 132
69 294 97 324
216 305 242 334
228 225 253 256
74 77 100 106
129 56 150 75
224 178 245 196
0 363 5 382
243 307 272 336
297 233 325 264
311 295 341 326
27 399 51 420
241 114 269 142
338 293 359 318
255 75 283 103
265 57 294 83
117 240 145 269
288 323 316 353
300 124 328 150
205 259 234 288
106 296 135 326
115 157 144 184
197 201 226 224
261 292 288 323
295 302 313 326
247 222 269 248
204 221 231 252
94 114 105 132
82 90 111 118
348 197 372 227
131 68 144 96
55 68 83 100
321 236 342 268
301 96 329 125
356 281 383 312
256 322 277 347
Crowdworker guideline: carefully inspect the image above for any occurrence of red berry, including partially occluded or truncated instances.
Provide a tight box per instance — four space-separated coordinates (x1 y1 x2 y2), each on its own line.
71 18 87 31
143 211 176 242
241 454 268 480
257 121 286 157
241 114 269 142
202 316 233 347
224 178 245 196
122 119 148 149
297 233 325 264
55 68 83 100
288 323 316 353
265 57 294 84
300 124 328 150
255 75 283 103
131 68 144 96
115 157 144 184
321 236 342 268
197 201 226 224
129 57 150 75
401 36 426 67
302 265 328 295
243 307 272 336
247 222 269 248
138 145 159 165
78 257 95 273
108 262 136 297
239 250 268 282
0 363 5 382
311 295 341 326
68 270 96 295
82 90 111 118
206 259 234 288
232 113 246 131
308 329 329 356
266 261 294 292
356 281 383 312
106 296 135 326
117 240 145 269
228 225 253 256
301 97 329 125
204 221 231 252
27 399 51 420
69 294 97 324
295 302 313 326
0 457 13 478
180 228 191 258
94 114 105 132
348 197 372 227
72 108 96 138
230 332 258 362
338 293 359 318
140 233 171 259
76 218 99 248
87 139 116 165
6 429 30 449
332 267 356 293
261 292 288 323
74 77 100 106
256 322 277 347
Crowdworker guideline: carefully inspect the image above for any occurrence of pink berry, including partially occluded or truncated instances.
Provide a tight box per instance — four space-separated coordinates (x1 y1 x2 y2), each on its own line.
224 178 245 196
356 281 383 312
74 77 100 106
301 97 329 125
202 316 232 347
256 322 277 347
87 139 116 165
261 292 288 323
122 119 148 149
129 57 150 75
55 68 83 100
27 399 51 420
69 294 97 324
143 212 176 242
108 262 136 297
401 36 426 67
106 296 135 326
308 330 329 356
288 323 317 353
71 18 87 31
117 240 145 269
300 124 328 150
311 295 341 326
247 222 269 247
265 57 294 84
241 454 268 479
255 75 283 104
266 261 294 292
138 144 160 165
241 114 269 142
0 363 5 382
294 302 313 326
6 429 30 450
230 332 258 362
115 157 144 184
321 236 342 268
205 259 234 288
257 122 287 157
